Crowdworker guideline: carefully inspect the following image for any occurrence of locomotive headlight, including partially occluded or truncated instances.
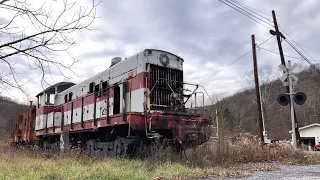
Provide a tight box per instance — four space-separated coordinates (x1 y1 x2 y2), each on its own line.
159 53 169 66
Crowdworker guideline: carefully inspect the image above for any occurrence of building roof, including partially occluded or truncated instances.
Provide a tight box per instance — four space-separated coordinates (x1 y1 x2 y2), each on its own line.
289 123 320 133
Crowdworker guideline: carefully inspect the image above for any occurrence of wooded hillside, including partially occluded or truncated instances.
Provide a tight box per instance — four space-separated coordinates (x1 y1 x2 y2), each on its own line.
0 97 28 139
216 66 320 140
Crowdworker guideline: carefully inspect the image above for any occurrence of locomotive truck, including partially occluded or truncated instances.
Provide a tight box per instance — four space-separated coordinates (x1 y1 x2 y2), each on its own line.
12 49 212 156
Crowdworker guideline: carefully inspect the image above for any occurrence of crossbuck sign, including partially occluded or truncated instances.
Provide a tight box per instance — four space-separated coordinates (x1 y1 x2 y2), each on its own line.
279 63 298 86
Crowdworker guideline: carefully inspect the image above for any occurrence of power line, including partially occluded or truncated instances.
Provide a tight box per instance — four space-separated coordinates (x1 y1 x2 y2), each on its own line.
229 0 272 17
265 37 276 66
284 39 320 74
200 50 252 84
225 0 273 27
200 36 274 84
294 42 320 54
229 0 272 22
279 27 318 64
257 46 306 61
286 39 320 73
220 0 319 70
259 35 275 46
219 0 273 29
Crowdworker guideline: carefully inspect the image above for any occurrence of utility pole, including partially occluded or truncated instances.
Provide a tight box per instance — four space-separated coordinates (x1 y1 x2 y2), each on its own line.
272 10 286 65
271 10 300 145
251 34 264 145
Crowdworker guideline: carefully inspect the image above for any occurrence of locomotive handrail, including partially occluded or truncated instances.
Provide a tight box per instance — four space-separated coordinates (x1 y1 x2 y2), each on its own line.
151 83 214 108
188 107 212 113
148 78 200 98
148 104 211 116
147 103 212 115
148 78 206 108
146 104 156 133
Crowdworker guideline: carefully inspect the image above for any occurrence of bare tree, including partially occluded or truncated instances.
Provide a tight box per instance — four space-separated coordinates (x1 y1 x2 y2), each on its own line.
243 64 278 128
0 0 100 96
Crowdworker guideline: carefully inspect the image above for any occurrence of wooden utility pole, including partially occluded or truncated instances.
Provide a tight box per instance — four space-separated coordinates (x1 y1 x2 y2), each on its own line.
271 10 300 145
251 34 264 145
272 11 286 65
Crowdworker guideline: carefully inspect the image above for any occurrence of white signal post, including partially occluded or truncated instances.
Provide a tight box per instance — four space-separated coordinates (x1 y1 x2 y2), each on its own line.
279 60 298 149
288 60 297 149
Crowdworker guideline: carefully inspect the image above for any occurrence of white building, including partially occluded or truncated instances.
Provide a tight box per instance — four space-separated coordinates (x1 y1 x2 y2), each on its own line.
289 123 320 148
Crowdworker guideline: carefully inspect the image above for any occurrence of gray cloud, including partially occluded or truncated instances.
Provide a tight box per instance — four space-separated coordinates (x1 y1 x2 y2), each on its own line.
2 0 320 101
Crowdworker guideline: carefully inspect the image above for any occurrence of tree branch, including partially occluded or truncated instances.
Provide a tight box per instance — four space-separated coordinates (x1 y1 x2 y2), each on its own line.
0 0 100 97
0 0 9 5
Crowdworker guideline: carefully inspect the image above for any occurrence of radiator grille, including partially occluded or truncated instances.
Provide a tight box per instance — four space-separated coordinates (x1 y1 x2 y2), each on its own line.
149 64 183 110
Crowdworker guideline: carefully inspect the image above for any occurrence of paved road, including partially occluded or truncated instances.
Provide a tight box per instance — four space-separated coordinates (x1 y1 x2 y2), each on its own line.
228 164 320 180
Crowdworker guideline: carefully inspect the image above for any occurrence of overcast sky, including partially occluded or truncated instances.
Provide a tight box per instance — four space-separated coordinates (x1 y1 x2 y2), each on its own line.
5 0 320 104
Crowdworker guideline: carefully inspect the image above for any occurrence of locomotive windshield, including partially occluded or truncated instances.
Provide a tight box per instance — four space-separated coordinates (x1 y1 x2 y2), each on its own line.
36 82 75 107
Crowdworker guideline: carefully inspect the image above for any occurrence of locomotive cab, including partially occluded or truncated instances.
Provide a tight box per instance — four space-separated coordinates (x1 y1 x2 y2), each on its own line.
36 82 75 107
37 87 55 107
35 82 75 134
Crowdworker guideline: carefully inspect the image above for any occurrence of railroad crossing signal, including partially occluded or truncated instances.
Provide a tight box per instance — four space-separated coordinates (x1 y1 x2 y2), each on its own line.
277 92 307 106
279 63 298 86
277 61 307 106
277 93 290 106
294 92 307 105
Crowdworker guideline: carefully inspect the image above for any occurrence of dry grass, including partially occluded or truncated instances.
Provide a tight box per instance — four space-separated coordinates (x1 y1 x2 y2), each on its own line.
184 133 320 167
1 134 319 180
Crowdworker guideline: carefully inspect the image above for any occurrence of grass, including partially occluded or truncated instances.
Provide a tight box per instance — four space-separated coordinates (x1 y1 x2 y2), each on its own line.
0 152 275 180
0 148 198 180
0 133 319 180
0 145 275 180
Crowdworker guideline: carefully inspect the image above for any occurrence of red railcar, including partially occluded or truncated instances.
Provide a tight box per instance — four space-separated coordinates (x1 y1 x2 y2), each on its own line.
12 105 36 144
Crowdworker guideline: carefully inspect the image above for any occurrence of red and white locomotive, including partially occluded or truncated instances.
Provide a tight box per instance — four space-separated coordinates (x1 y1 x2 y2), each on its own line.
13 49 212 156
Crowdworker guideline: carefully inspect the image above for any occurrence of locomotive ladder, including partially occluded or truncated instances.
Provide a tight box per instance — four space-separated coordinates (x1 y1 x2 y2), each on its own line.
144 105 160 139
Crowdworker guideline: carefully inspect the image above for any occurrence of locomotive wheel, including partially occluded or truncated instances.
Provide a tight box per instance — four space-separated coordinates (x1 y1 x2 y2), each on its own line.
85 139 95 156
132 143 145 158
112 138 123 157
43 141 48 152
